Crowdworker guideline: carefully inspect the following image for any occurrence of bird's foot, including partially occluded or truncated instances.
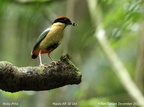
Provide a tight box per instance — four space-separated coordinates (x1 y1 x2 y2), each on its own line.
39 63 47 67
51 61 57 66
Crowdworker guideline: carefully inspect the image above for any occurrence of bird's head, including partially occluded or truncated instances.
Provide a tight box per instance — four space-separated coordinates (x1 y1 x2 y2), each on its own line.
53 16 77 26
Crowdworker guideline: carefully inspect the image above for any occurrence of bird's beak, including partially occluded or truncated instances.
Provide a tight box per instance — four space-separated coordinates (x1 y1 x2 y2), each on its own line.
71 21 78 26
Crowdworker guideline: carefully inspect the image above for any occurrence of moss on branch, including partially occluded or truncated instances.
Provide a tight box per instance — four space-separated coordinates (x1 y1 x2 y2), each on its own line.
0 54 82 93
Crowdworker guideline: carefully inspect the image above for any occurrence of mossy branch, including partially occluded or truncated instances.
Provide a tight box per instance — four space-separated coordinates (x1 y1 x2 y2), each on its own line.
0 54 82 93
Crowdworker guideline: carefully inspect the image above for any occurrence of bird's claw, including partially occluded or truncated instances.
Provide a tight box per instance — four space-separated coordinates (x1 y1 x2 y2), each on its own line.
39 63 47 67
51 61 57 66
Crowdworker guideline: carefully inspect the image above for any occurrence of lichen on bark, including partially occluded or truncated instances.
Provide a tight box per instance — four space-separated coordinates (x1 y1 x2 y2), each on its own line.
0 54 82 93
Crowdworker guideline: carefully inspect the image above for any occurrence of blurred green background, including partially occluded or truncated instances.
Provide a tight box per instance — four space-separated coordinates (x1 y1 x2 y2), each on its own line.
0 0 144 107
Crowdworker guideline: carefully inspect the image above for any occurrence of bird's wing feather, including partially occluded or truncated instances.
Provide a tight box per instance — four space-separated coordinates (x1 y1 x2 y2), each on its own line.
33 28 51 50
37 28 51 43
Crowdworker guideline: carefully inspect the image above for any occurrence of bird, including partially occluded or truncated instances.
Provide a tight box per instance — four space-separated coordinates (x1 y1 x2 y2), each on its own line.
31 16 77 66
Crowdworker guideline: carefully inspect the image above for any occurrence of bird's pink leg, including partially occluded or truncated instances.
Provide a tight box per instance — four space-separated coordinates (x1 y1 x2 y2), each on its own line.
48 53 53 61
39 51 43 66
48 53 57 65
39 51 47 67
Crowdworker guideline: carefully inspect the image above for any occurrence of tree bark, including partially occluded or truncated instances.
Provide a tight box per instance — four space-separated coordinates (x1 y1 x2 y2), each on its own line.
0 54 82 93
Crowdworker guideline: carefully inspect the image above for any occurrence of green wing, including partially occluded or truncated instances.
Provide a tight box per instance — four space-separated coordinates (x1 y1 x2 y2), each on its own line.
37 28 51 43
33 28 51 50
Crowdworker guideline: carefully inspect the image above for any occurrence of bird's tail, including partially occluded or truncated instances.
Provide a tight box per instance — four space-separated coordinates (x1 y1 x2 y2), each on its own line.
32 54 38 59
31 51 38 59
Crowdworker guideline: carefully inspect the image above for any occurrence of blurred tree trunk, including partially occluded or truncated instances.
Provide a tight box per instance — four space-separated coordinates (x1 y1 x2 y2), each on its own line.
1 4 19 64
135 22 144 94
63 0 75 53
